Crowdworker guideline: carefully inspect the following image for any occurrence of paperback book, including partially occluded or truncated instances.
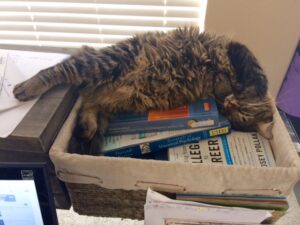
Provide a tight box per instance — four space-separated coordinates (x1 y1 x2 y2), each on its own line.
107 97 219 135
168 131 276 167
101 116 231 157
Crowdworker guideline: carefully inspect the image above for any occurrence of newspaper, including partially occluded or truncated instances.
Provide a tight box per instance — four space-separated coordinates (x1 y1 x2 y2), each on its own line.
168 131 276 167
144 188 272 225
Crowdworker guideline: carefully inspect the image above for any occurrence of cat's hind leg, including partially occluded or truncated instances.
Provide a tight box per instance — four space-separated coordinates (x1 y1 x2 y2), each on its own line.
72 109 110 155
75 105 99 140
72 85 151 153
71 89 112 152
74 85 136 141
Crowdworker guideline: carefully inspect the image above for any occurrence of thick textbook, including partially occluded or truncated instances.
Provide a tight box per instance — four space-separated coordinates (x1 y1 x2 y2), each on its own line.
102 117 230 157
106 97 219 135
168 131 276 167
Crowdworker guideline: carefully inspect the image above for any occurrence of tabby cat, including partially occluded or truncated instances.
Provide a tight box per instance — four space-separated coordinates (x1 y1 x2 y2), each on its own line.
13 26 274 155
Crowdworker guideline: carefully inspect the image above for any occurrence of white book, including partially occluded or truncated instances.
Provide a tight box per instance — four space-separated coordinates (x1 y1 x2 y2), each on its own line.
168 131 276 167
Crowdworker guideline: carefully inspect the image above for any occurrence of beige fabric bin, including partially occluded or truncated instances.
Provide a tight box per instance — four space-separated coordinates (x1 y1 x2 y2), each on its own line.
50 99 300 219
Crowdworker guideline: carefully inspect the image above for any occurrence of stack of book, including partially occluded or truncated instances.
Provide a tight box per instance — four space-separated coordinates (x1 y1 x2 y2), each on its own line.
101 96 231 157
144 188 284 225
166 131 288 221
100 96 287 223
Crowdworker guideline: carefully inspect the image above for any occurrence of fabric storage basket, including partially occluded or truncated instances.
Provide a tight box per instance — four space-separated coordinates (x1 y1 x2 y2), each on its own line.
50 99 300 219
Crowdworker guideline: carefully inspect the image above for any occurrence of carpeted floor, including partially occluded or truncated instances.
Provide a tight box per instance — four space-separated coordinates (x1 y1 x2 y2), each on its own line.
57 191 300 225
57 209 143 225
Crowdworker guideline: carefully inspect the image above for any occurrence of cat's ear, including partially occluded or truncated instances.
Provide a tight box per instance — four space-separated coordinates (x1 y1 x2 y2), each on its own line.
227 41 267 97
256 121 274 139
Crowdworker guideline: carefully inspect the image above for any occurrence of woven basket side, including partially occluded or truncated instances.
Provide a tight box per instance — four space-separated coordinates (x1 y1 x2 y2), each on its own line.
66 183 146 219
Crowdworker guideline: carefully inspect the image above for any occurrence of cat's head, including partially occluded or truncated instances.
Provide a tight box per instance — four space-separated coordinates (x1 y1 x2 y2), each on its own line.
224 40 274 139
222 94 274 139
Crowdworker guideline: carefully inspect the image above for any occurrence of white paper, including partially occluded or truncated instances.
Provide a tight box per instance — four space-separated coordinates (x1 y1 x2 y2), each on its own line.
144 189 272 225
8 50 69 79
0 53 34 112
0 49 69 138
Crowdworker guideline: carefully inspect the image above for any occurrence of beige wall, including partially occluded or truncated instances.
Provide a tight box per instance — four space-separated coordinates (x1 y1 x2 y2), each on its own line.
205 0 300 98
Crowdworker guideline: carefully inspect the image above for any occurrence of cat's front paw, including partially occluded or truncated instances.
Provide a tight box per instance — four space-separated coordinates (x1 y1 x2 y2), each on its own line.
13 77 47 101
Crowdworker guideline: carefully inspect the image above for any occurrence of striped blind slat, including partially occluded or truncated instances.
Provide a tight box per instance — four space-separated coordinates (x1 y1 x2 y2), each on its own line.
0 0 206 50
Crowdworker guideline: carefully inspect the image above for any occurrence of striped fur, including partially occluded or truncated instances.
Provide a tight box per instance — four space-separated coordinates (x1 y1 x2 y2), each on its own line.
13 26 274 155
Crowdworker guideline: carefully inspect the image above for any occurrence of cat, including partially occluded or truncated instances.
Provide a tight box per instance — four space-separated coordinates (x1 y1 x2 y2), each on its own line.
13 26 274 155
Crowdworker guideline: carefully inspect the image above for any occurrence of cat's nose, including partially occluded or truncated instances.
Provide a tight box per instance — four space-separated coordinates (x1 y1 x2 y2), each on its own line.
224 94 239 110
224 101 236 110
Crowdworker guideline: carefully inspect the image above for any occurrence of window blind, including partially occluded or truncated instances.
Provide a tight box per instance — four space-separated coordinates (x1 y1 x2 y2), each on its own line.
0 0 206 50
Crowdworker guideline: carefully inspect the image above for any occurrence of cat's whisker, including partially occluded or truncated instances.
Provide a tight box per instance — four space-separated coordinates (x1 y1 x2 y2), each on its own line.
275 97 290 105
243 99 274 107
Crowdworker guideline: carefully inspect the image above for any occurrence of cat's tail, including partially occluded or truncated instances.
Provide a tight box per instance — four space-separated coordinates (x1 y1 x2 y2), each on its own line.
227 41 268 98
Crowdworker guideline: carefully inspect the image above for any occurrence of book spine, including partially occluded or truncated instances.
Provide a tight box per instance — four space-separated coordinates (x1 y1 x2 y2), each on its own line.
103 124 230 157
106 113 219 136
104 145 142 157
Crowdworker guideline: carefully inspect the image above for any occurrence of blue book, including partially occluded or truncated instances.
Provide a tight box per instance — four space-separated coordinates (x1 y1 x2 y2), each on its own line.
106 97 219 135
101 117 231 157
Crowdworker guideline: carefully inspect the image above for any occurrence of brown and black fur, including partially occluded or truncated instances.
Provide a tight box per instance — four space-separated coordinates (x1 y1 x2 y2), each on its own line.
13 26 274 155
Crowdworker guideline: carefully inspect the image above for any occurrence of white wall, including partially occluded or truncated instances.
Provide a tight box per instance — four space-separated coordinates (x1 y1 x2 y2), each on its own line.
204 0 300 98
